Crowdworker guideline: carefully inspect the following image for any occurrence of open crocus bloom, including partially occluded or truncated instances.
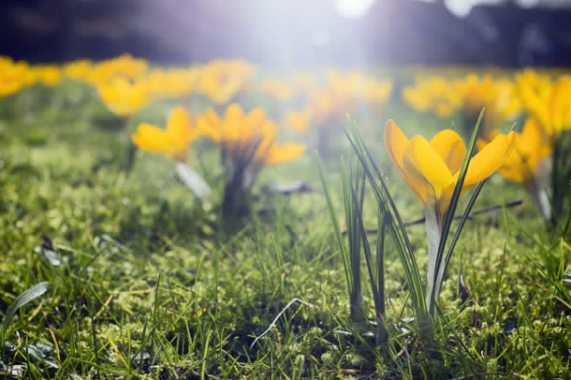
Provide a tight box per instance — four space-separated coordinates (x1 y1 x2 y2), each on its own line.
384 120 514 312
384 120 515 223
131 106 199 162
198 104 305 169
132 107 211 199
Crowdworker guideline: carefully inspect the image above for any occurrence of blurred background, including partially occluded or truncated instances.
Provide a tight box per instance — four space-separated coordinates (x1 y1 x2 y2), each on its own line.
1 0 571 67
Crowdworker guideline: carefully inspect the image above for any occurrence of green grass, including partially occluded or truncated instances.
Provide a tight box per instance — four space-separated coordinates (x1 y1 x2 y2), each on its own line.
0 81 569 379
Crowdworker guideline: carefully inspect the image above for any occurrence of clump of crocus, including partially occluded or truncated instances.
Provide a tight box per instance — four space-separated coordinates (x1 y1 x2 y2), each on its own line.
517 75 571 143
384 120 514 315
131 106 211 199
402 76 460 118
455 74 521 133
198 103 305 220
507 73 571 224
308 71 392 156
402 74 521 134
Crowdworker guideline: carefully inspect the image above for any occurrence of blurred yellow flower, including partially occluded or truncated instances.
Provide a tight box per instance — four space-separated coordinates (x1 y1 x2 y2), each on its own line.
0 57 33 97
480 119 552 185
96 77 151 117
260 78 296 102
32 65 62 86
402 77 460 118
198 104 304 167
403 74 521 130
197 60 256 104
309 71 392 125
89 54 149 84
64 60 94 81
146 68 198 99
285 110 311 134
384 120 514 220
132 106 199 162
517 74 571 141
456 74 521 129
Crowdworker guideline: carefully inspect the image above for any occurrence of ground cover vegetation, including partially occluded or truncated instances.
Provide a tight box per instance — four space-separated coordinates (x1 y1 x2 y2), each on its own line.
0 55 570 378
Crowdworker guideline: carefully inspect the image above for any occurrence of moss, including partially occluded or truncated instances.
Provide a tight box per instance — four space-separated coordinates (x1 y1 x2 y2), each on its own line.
0 81 569 379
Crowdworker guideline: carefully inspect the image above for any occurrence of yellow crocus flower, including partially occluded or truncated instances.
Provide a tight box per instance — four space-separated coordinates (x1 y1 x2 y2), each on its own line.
482 119 552 185
518 75 571 141
198 104 304 167
384 120 514 312
0 57 32 97
96 77 151 118
131 106 199 162
384 120 514 221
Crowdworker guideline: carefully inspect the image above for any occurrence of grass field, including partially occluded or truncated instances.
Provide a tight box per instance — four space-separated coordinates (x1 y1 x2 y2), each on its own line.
0 71 570 379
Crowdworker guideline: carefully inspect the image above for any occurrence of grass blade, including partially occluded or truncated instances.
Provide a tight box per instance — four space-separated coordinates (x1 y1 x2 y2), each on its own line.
3 282 49 331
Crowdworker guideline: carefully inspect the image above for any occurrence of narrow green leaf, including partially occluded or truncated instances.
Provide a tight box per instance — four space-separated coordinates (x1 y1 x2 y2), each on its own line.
3 282 49 331
317 155 352 295
344 121 427 323
429 108 485 316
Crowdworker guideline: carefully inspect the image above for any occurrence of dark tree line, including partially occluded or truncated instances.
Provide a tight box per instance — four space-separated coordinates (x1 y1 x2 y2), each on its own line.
0 0 570 66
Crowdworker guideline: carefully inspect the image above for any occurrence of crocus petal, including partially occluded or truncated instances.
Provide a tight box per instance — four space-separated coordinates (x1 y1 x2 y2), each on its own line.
403 136 455 199
430 129 467 173
460 131 515 188
167 107 192 139
384 121 433 202
196 110 222 142
131 124 170 153
265 143 305 165
550 77 571 135
383 120 409 172
246 108 267 128
225 103 244 121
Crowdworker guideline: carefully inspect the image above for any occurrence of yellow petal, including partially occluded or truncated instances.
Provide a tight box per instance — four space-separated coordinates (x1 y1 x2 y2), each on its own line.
403 135 455 200
196 109 222 142
550 77 571 135
460 131 515 188
383 120 409 173
384 120 433 202
225 103 244 120
131 124 170 153
265 143 305 165
430 129 467 173
167 106 193 145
